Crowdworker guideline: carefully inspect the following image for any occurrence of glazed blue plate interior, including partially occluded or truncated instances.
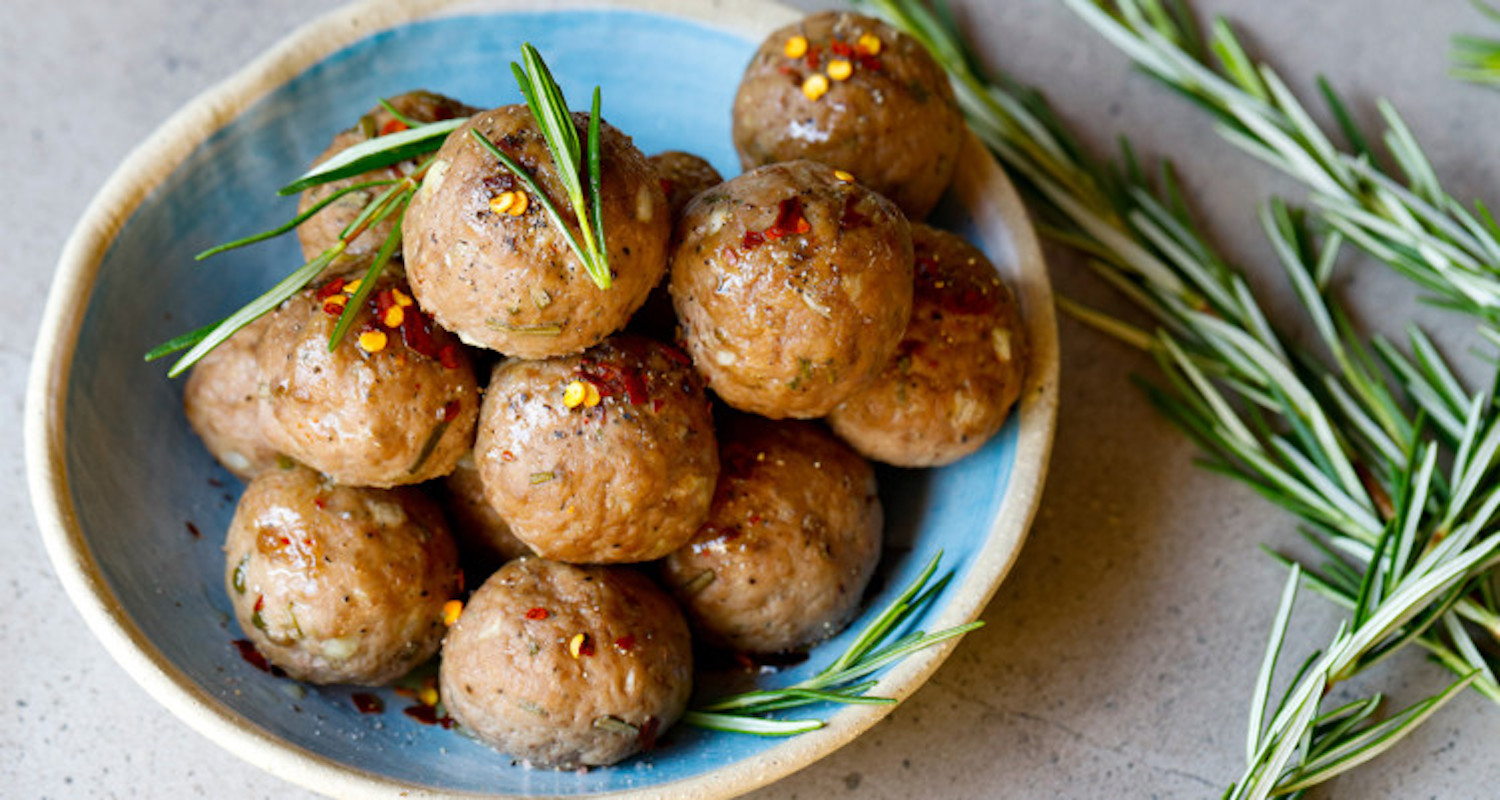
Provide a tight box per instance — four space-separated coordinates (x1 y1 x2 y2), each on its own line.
65 7 1018 795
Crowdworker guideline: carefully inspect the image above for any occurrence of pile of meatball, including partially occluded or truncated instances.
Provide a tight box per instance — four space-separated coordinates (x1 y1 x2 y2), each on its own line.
186 11 1027 771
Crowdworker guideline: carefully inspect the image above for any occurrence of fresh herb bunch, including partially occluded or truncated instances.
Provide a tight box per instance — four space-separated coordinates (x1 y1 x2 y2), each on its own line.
864 0 1500 794
1452 1 1500 87
147 44 611 376
685 552 983 736
1063 0 1500 339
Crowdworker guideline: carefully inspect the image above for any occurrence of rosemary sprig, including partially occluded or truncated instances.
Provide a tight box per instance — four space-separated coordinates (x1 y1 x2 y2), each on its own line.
504 43 612 290
150 44 615 374
1452 1 1500 87
863 0 1500 793
1064 0 1500 334
277 117 465 196
684 552 983 736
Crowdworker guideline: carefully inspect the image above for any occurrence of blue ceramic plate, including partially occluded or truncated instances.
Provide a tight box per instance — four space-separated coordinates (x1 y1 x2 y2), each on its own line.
26 1 1057 797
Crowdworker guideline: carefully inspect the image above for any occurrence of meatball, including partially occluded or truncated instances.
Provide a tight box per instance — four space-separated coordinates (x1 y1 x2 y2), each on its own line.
732 11 965 220
403 105 669 358
670 159 912 418
440 558 693 768
183 315 280 481
474 335 717 563
648 150 724 220
442 449 533 576
829 225 1027 466
297 90 476 264
257 272 480 488
225 465 460 685
661 417 882 654
630 151 727 341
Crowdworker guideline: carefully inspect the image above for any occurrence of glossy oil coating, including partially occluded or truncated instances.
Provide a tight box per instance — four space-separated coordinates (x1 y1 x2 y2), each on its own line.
669 159 912 418
474 334 718 563
662 416 881 654
223 465 460 685
828 224 1027 466
732 11 964 219
439 558 693 768
256 273 480 487
404 105 669 358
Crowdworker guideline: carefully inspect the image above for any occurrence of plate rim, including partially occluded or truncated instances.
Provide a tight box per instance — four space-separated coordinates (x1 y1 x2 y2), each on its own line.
23 0 1060 798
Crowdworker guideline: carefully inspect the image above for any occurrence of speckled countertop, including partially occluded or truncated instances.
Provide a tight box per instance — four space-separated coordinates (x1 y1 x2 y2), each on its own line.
9 0 1500 797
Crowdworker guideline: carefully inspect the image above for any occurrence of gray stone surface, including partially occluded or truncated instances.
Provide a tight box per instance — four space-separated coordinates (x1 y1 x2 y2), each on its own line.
7 0 1500 797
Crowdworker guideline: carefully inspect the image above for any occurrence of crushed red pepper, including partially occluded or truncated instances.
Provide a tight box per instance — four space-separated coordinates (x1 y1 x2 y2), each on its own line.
379 119 409 137
525 607 550 621
613 635 637 653
742 197 811 250
351 692 385 714
578 358 648 405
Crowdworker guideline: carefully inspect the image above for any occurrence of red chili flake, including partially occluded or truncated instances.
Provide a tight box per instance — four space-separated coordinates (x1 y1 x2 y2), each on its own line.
651 398 665 413
441 399 462 422
623 372 648 405
351 693 384 714
614 635 637 653
748 514 762 526
857 53 883 71
322 300 346 317
661 344 692 367
766 197 811 239
829 39 855 58
316 278 347 301
380 119 409 136
456 568 466 592
313 494 328 510
376 289 400 328
740 229 765 250
659 178 675 197
776 64 800 80
254 595 266 613
805 45 822 70
185 521 202 539
525 607 550 621
399 305 445 362
438 344 460 370
578 359 648 405
501 450 517 462
403 704 456 728
575 635 596 657
637 716 661 752
840 194 869 229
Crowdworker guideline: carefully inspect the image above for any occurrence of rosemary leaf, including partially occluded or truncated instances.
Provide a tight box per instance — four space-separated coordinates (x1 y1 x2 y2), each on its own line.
279 118 465 195
195 178 396 261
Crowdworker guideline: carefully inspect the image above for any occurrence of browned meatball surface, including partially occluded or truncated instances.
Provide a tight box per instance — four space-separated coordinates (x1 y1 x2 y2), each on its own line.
442 449 533 576
661 417 882 654
225 465 460 685
829 225 1027 466
440 558 693 768
732 11 965 219
297 90 476 264
257 273 480 488
670 159 912 419
629 151 727 339
403 105 669 358
648 150 724 220
183 315 280 481
474 335 717 563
